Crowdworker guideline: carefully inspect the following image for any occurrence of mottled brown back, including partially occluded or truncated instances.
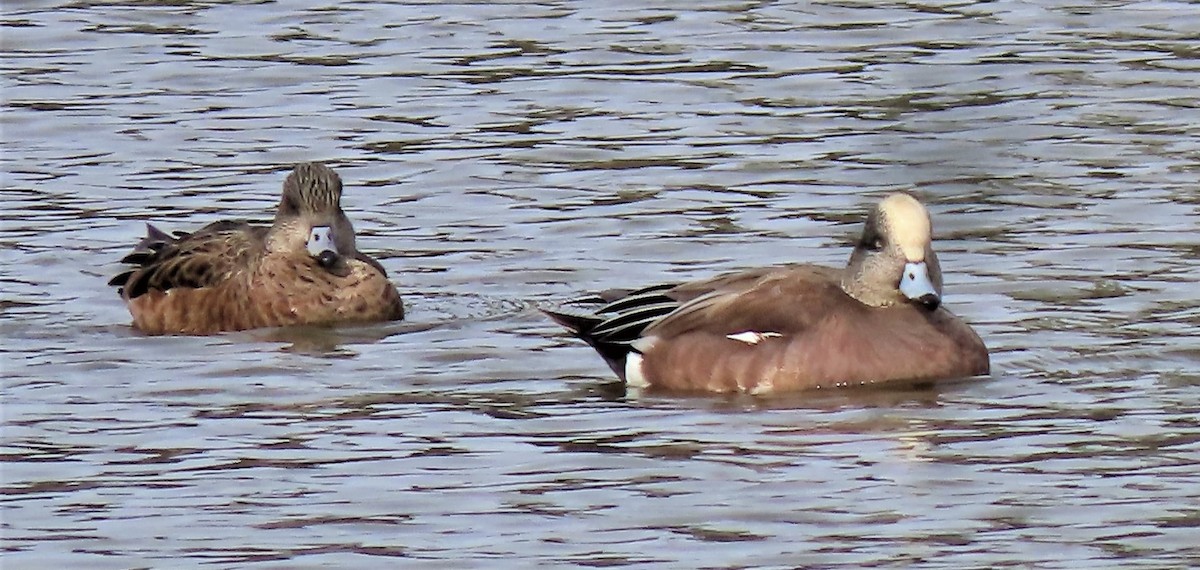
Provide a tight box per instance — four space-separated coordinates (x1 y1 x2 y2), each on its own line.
110 162 404 335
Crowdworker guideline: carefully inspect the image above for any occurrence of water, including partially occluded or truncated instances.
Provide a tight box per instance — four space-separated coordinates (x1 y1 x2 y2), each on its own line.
3 0 1199 567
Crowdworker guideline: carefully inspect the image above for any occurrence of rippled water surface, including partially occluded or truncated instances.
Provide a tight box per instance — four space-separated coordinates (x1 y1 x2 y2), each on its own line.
3 1 1199 567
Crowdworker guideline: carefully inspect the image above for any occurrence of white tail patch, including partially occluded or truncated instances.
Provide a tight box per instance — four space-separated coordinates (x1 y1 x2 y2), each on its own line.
726 331 782 345
624 337 657 388
624 351 649 388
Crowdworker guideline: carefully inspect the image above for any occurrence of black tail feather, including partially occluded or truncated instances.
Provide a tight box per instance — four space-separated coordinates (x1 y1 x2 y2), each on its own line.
107 269 135 288
111 223 179 297
542 307 633 379
541 307 602 337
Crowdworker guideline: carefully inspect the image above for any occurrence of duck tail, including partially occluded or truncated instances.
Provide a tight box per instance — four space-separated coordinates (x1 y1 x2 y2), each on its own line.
542 306 637 380
108 224 176 292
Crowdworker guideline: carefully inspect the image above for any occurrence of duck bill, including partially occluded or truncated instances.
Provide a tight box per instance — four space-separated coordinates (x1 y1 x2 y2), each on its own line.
899 261 940 309
306 226 341 268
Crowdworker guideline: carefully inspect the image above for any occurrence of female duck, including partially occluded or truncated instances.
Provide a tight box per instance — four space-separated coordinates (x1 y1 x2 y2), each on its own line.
110 162 404 334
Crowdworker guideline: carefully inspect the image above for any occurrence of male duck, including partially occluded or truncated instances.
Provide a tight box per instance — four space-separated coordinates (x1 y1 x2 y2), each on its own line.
110 162 404 334
544 193 989 393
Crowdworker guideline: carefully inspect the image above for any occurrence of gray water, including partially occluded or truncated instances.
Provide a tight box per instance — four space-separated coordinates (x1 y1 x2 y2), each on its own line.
3 1 1199 568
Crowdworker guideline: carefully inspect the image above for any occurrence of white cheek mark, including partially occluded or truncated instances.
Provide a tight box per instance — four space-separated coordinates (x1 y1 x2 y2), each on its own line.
726 331 783 345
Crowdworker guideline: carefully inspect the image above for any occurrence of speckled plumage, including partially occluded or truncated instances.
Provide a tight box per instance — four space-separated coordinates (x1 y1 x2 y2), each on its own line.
110 163 403 335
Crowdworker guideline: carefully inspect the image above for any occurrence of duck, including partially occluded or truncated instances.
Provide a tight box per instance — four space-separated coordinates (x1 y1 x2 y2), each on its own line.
109 162 404 335
543 192 989 393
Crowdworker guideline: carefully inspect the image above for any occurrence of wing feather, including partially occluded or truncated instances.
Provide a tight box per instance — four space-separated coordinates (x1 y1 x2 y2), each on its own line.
113 220 266 299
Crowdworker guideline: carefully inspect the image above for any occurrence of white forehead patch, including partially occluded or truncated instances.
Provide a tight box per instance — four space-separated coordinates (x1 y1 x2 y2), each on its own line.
879 193 931 262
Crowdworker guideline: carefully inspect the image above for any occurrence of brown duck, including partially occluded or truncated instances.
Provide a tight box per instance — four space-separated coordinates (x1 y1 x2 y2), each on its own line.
110 162 404 334
544 193 989 393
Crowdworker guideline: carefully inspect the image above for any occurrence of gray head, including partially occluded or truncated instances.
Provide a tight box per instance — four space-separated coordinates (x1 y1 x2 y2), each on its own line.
840 192 944 309
269 162 358 270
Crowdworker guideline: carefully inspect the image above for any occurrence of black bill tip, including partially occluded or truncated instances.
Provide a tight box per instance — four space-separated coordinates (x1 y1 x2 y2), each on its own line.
316 250 340 269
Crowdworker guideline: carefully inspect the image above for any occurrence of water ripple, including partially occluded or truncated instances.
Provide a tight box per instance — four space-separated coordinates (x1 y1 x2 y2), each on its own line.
4 0 1200 567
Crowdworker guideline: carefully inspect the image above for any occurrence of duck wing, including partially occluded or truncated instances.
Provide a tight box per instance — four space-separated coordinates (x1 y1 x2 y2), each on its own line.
109 220 266 299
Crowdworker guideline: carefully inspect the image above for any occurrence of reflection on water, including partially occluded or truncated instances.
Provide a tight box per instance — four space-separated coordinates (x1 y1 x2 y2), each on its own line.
3 0 1199 567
